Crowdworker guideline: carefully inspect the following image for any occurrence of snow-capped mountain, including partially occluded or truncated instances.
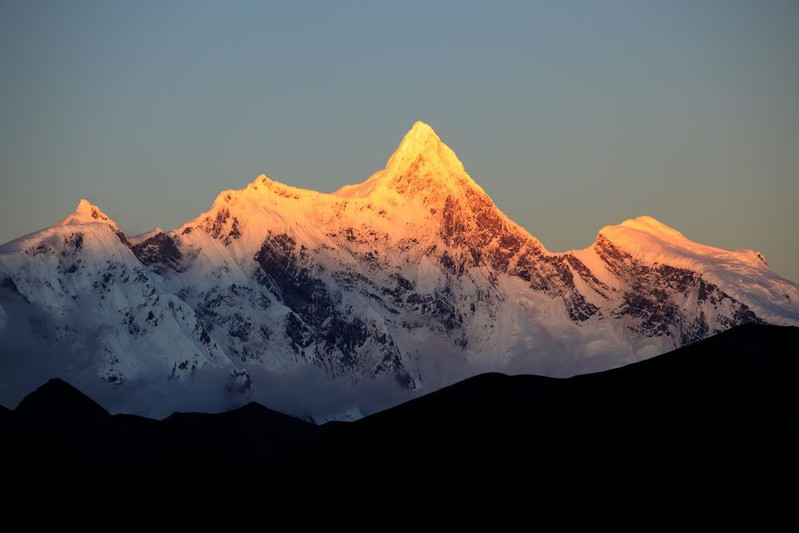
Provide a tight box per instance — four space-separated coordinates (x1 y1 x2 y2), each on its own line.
2 122 797 419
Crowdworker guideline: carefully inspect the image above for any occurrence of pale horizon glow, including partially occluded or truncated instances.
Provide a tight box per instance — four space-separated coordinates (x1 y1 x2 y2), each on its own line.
1 1 797 282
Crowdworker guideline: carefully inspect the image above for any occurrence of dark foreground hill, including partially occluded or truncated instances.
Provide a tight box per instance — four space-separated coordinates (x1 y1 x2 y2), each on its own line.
1 324 797 520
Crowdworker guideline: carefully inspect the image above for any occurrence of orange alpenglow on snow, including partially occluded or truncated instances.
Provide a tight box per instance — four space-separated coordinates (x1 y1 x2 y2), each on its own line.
335 121 485 200
175 121 533 255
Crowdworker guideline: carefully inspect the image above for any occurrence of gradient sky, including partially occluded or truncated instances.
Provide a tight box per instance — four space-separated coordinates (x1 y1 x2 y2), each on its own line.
1 0 797 281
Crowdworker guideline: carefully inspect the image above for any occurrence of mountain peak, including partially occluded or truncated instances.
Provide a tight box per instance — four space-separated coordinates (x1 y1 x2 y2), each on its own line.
55 199 129 245
334 121 485 202
61 199 119 229
14 378 109 420
619 216 685 239
386 121 464 178
76 198 95 212
597 215 781 277
597 215 692 253
395 121 441 151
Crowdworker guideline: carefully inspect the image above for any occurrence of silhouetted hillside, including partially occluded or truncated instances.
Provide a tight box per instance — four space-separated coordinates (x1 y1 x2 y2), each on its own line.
1 324 796 519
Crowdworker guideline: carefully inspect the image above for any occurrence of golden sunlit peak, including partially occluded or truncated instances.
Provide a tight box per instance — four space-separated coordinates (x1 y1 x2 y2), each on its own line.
619 216 685 239
74 198 111 222
333 121 484 200
391 121 446 160
76 198 98 212
57 198 119 229
385 121 466 179
407 120 438 140
245 174 273 189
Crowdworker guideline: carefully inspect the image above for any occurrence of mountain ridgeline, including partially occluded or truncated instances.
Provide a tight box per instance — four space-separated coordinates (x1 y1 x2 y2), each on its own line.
1 122 797 419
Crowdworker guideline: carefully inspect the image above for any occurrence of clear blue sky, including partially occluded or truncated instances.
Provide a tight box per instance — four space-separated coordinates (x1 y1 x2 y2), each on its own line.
1 0 797 281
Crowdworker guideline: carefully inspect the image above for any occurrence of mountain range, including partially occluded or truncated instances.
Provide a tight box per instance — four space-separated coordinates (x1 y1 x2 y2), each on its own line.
1 121 797 419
